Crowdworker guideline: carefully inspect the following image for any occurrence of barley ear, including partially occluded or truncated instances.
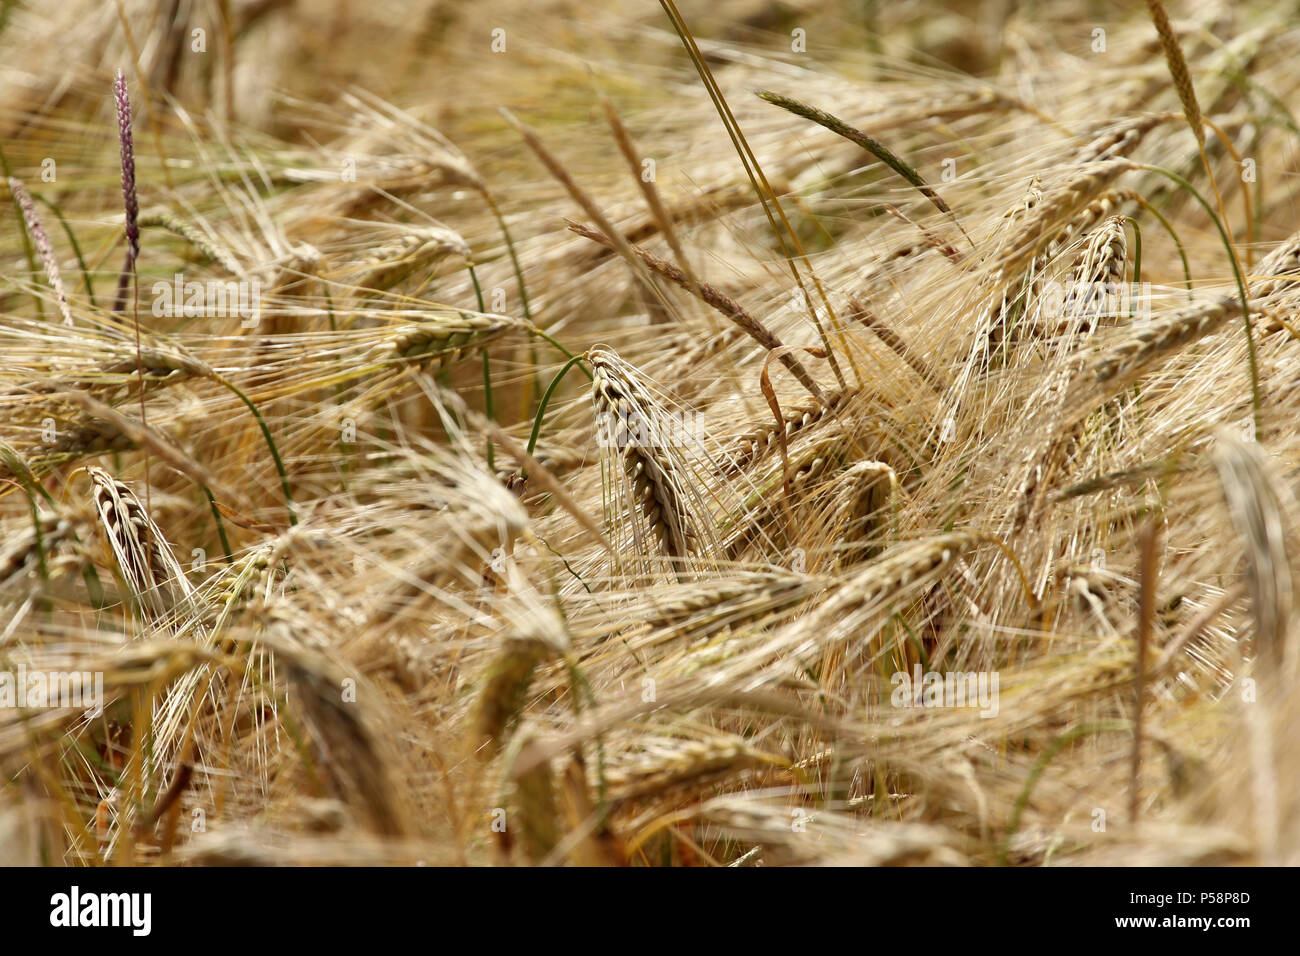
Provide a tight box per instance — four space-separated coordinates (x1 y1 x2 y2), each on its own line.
1144 0 1204 145
85 466 195 628
1212 432 1293 673
590 347 702 574
469 633 552 760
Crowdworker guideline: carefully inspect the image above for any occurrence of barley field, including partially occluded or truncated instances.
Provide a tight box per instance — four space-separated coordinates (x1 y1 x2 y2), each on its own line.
1 0 1298 867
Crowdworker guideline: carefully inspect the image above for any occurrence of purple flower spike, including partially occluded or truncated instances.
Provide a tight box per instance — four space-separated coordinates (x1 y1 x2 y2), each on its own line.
8 175 72 325
114 69 140 313
115 69 138 263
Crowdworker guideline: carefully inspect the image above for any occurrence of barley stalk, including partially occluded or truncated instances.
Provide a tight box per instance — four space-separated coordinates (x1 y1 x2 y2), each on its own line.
603 734 780 802
569 220 828 403
1144 0 1204 145
1040 189 1141 265
602 97 702 297
387 311 519 360
756 89 967 243
722 388 855 474
338 222 470 294
846 297 946 392
1087 296 1242 388
1000 159 1133 275
1055 216 1129 332
1250 231 1300 301
832 460 898 567
138 208 241 273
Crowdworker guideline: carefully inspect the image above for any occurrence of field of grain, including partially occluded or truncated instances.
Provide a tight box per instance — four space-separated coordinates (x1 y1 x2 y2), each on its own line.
2 0 1299 866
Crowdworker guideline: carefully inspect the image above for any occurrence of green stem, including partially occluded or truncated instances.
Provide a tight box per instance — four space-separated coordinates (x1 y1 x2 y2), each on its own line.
1132 195 1192 298
4 479 48 587
1137 164 1260 440
470 263 495 471
1127 217 1142 289
1000 719 1130 865
210 375 297 525
1120 217 1146 421
526 353 589 459
482 189 533 324
482 186 545 415
536 532 592 593
202 484 234 563
529 327 593 380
